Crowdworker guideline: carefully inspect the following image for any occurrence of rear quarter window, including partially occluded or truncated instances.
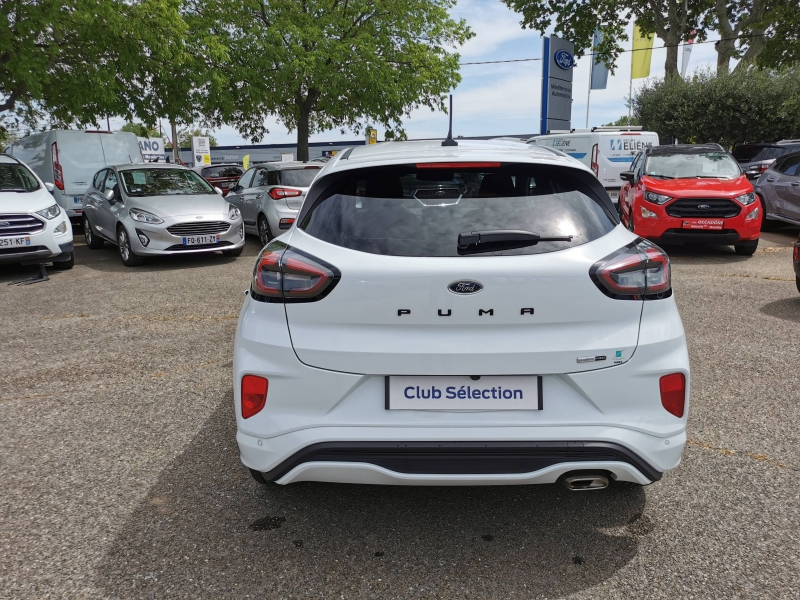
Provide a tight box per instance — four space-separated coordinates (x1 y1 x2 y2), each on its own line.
300 164 616 257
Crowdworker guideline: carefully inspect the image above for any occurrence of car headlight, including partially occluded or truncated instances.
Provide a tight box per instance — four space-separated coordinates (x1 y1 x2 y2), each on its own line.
228 204 241 220
735 192 756 206
36 204 61 220
129 208 164 224
644 191 672 205
53 221 68 235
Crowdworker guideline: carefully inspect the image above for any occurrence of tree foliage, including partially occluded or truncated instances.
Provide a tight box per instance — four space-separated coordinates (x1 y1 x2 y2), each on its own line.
210 0 472 160
120 122 160 138
755 1 800 69
632 68 800 146
605 115 641 126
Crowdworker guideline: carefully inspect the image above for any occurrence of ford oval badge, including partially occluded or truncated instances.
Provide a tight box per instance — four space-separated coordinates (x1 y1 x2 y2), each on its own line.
448 280 483 295
554 49 574 70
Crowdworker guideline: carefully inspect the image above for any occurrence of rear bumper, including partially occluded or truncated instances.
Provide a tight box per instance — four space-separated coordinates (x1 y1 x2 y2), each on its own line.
239 428 683 485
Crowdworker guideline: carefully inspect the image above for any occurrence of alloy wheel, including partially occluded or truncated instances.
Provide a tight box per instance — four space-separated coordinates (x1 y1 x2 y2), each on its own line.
119 229 130 261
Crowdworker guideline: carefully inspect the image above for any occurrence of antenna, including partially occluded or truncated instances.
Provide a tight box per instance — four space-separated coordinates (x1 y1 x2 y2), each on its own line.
441 95 458 147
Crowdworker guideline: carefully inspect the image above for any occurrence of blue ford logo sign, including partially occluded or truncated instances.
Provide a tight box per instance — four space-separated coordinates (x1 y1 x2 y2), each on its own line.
554 49 574 70
448 280 483 295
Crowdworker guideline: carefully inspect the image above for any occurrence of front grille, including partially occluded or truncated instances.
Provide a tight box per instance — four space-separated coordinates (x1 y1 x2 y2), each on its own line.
0 214 45 237
166 221 230 236
413 188 462 200
165 241 233 251
665 198 741 218
0 245 48 256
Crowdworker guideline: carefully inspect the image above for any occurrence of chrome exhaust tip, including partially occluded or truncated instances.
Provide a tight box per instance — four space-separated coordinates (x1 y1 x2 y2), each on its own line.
563 474 609 491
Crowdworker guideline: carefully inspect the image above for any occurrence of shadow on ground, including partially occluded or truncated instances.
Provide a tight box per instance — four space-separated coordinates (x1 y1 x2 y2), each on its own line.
96 399 649 598
760 296 800 323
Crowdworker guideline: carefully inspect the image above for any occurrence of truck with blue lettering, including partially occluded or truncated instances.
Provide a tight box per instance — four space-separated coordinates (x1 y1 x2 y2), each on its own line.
528 127 658 205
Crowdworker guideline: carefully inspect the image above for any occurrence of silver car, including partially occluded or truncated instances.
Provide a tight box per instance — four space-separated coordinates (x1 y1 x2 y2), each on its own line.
226 162 321 245
82 164 245 266
754 151 800 230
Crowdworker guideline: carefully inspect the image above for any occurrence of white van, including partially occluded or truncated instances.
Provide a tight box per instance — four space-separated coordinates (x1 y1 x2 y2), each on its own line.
5 130 143 222
528 127 659 203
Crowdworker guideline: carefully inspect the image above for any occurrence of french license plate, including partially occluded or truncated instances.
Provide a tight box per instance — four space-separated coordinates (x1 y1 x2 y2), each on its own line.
73 197 82 204
682 219 724 230
182 235 220 246
220 182 230 188
386 375 542 411
607 190 620 201
0 236 31 248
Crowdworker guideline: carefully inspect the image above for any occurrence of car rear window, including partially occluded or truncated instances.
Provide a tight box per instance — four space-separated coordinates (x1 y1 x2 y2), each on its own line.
732 145 786 162
279 168 319 187
299 165 615 257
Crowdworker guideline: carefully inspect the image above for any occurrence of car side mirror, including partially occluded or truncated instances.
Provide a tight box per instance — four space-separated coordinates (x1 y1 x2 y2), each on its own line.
214 186 224 195
104 188 119 204
619 171 634 183
45 182 55 193
745 170 760 181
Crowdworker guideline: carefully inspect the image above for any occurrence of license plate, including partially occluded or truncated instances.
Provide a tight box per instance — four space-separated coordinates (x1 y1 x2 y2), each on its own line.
220 182 230 188
73 197 82 204
682 219 724 230
0 236 31 248
182 235 220 246
387 375 542 410
608 190 619 201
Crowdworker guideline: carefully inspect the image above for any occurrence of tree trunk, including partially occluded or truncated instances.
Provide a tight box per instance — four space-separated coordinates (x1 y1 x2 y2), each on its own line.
296 110 310 162
665 40 680 78
715 39 735 75
171 120 180 163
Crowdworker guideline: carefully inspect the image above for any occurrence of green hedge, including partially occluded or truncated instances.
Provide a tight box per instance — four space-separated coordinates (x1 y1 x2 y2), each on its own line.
633 69 800 147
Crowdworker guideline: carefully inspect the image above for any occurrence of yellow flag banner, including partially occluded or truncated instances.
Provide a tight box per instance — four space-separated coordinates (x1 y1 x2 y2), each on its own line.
631 25 654 79
243 154 250 170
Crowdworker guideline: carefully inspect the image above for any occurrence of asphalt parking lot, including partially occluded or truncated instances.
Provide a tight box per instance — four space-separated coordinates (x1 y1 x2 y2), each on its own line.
1 227 799 599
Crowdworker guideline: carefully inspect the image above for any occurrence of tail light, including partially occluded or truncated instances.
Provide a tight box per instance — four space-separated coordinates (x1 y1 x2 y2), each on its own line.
51 142 64 190
268 187 303 200
659 373 686 418
590 239 671 300
793 243 799 263
252 241 340 303
590 144 599 176
241 375 268 419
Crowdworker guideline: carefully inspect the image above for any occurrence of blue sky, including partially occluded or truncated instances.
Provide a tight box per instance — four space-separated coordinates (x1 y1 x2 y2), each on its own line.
116 0 723 145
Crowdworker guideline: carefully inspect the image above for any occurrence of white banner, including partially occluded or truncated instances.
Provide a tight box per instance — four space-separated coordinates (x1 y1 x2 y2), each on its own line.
137 137 167 161
191 136 212 167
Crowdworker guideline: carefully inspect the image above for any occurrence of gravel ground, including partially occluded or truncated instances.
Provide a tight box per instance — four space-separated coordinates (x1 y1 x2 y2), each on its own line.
1 227 798 599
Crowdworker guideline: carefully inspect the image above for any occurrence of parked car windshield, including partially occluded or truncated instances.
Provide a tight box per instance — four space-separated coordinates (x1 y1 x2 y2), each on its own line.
645 152 741 179
279 168 320 187
300 165 615 257
119 168 214 196
731 145 786 163
0 163 40 192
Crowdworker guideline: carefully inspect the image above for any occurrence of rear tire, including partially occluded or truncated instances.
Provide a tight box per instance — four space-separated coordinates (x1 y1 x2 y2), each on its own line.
258 214 272 246
796 276 800 294
84 217 104 249
117 226 144 266
222 245 244 257
51 253 74 270
734 240 759 256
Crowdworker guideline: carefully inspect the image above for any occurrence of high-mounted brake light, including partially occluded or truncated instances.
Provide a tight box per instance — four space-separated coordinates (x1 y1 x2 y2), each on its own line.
252 242 340 302
416 162 501 169
241 375 268 419
589 239 671 300
268 187 303 200
51 143 64 190
590 144 599 177
660 373 686 418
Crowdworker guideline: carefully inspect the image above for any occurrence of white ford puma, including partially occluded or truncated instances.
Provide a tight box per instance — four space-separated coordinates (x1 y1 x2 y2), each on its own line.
233 140 690 490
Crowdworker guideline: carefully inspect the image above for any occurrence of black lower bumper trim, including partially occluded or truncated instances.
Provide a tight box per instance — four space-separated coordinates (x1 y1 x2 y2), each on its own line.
261 441 663 482
656 229 741 245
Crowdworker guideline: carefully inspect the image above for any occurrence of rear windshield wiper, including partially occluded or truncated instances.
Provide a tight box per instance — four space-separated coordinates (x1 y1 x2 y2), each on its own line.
457 230 573 255
0 188 31 193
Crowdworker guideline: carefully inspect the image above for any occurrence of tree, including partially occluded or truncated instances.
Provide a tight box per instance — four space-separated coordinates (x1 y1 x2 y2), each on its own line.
755 1 800 69
120 122 160 138
0 0 189 130
215 0 472 161
171 128 218 148
703 0 782 74
632 68 800 146
501 0 706 77
605 115 641 126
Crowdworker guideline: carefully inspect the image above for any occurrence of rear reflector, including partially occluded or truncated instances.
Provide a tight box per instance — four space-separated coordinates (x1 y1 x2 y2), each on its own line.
589 239 671 300
416 162 501 169
241 375 268 419
793 244 799 263
279 218 295 229
659 373 686 418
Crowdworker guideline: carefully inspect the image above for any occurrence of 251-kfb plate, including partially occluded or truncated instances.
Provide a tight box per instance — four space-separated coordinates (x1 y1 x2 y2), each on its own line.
386 375 542 411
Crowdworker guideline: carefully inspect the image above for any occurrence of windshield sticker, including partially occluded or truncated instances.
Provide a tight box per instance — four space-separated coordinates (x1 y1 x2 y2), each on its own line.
132 172 147 185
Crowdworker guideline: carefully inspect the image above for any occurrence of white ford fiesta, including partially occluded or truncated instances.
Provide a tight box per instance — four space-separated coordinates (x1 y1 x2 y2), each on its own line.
233 140 690 490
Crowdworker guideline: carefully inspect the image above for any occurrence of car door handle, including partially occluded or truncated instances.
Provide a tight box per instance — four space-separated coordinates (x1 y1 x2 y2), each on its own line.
766 177 777 182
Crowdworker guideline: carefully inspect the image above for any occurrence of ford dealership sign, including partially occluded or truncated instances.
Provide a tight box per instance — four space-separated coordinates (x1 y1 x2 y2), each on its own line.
554 49 575 70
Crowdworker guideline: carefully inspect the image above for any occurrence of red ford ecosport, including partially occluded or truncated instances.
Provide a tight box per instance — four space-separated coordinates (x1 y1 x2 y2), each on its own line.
619 144 760 255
